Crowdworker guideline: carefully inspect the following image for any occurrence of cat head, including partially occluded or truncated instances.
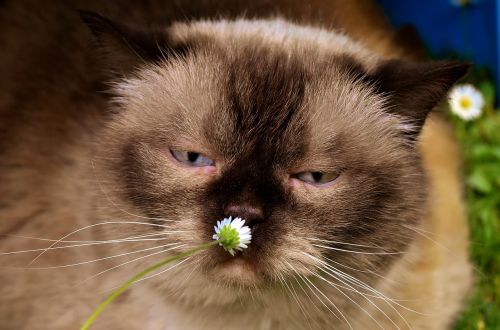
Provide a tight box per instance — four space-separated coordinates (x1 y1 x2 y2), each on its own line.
81 11 469 304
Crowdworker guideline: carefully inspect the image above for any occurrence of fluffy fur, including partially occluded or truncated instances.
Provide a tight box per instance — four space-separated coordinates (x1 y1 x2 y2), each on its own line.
0 1 472 329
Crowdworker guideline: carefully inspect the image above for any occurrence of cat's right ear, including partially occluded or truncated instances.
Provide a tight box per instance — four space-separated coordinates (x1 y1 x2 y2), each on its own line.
78 10 186 76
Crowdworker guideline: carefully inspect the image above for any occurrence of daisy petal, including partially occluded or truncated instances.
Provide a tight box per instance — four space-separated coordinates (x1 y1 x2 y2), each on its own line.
213 216 252 255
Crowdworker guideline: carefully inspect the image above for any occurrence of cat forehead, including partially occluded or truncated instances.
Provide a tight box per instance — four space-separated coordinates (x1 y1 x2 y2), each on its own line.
114 19 391 161
169 19 377 64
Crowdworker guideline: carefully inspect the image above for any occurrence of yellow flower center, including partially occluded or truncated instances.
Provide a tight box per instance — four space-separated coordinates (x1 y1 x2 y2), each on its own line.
459 97 472 110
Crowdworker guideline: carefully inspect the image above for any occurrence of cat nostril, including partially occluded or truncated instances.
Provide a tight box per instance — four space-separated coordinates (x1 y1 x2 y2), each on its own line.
224 204 264 227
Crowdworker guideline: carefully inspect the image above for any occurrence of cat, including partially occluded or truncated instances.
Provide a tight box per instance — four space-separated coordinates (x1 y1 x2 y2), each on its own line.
0 1 472 329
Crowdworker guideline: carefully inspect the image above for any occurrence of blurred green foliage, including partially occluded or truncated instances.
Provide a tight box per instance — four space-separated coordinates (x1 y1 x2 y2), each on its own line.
451 78 500 330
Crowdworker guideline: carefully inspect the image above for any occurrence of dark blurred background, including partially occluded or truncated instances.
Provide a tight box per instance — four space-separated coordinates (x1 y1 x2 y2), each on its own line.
378 0 497 97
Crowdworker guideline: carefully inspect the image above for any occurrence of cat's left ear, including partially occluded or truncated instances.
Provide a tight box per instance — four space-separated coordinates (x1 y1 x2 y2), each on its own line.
79 10 186 76
371 59 471 138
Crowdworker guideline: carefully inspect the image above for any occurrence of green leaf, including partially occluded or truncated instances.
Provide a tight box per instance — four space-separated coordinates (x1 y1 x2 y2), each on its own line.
468 169 493 193
470 144 496 160
478 81 495 108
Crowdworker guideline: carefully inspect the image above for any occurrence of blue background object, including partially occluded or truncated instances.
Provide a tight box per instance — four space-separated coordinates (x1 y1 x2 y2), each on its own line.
377 0 498 96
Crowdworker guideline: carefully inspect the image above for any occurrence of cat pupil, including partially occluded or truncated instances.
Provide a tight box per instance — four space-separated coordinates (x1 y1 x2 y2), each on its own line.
187 152 199 163
312 172 323 182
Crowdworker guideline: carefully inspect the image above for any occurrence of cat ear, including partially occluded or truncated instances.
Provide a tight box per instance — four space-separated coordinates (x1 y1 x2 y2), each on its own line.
78 10 186 75
371 59 471 138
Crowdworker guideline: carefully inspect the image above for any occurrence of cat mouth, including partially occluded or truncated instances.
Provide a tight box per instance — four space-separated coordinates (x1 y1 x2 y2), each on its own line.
215 256 262 286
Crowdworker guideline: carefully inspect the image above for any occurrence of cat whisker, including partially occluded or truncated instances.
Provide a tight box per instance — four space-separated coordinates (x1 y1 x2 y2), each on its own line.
297 269 353 330
23 242 181 270
294 275 331 330
402 224 434 235
307 269 386 330
304 253 393 329
304 236 402 285
403 224 485 279
311 244 404 255
282 263 326 328
176 259 202 288
95 256 193 298
117 231 185 241
402 224 446 250
305 237 386 249
277 273 315 330
286 261 354 329
306 267 393 301
136 256 192 283
0 233 185 256
0 240 163 256
322 255 403 287
77 243 186 286
315 256 400 303
27 221 181 266
322 267 410 330
276 272 313 329
0 231 174 244
286 263 325 317
309 254 417 328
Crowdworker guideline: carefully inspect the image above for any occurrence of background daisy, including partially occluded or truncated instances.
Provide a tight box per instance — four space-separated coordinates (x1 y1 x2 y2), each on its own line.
449 84 485 121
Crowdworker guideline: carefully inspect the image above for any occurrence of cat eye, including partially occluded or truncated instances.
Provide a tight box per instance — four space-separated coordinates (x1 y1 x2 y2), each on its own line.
170 149 215 167
293 171 339 185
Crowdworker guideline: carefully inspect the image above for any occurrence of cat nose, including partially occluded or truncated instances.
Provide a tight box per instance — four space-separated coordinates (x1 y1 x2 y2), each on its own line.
224 203 264 228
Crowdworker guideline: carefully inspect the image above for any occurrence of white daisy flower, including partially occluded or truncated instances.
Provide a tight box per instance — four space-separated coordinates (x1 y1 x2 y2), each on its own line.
213 216 252 256
448 84 484 121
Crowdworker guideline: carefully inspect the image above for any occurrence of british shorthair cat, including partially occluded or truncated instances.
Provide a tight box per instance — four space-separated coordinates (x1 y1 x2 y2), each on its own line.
0 1 472 329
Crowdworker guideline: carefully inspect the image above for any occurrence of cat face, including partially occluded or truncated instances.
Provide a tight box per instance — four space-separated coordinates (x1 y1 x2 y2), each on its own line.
83 13 468 301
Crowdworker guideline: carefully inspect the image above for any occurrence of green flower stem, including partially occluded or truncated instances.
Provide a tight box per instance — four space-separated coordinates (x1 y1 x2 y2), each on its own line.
81 240 219 330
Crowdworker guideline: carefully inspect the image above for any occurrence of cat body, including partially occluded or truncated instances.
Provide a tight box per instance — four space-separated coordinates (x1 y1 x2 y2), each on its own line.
0 1 472 329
